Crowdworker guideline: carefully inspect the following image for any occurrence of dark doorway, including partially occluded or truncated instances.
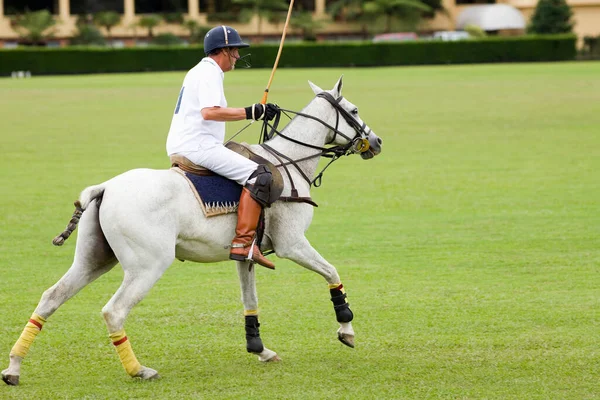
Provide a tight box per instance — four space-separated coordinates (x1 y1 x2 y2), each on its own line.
294 0 315 11
70 0 124 14
135 0 188 13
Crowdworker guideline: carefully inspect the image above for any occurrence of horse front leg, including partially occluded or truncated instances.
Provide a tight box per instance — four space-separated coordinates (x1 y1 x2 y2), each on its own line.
235 261 280 362
274 236 355 348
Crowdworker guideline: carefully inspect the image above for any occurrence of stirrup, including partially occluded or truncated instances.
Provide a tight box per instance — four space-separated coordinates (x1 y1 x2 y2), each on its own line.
229 239 274 269
229 238 257 263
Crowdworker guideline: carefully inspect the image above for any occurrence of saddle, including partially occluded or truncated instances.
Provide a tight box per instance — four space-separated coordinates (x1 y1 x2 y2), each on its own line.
170 141 284 206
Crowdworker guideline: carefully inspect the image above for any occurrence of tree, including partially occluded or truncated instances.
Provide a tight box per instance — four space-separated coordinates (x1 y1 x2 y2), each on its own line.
328 0 372 39
527 0 574 34
71 24 106 46
233 0 289 36
267 10 287 30
206 0 217 13
151 33 185 46
364 0 431 33
183 19 211 44
11 9 56 45
419 0 444 19
291 11 326 41
94 11 121 42
138 15 162 38
583 35 599 56
464 24 486 38
162 12 185 24
183 19 199 37
328 0 432 36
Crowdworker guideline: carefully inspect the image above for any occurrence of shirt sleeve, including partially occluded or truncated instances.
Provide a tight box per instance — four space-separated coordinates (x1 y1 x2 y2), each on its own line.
197 69 224 110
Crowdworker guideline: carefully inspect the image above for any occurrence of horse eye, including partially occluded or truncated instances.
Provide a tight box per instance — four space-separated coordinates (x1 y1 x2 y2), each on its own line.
351 108 358 115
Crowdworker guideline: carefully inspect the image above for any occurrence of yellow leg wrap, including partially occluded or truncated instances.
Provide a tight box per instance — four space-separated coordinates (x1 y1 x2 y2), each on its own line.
109 329 142 377
244 309 258 316
10 313 46 358
329 283 346 293
329 283 348 305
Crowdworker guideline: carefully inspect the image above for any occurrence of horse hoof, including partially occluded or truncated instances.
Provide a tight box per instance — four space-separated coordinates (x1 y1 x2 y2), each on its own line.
257 348 281 362
338 332 355 348
135 367 160 380
2 373 19 386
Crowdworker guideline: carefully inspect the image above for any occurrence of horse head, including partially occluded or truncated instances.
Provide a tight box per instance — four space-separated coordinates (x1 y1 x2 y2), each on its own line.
308 76 382 160
258 76 383 188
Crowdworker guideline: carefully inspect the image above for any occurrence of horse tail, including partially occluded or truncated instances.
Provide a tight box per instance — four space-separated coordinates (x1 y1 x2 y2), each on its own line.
78 183 106 210
52 183 106 246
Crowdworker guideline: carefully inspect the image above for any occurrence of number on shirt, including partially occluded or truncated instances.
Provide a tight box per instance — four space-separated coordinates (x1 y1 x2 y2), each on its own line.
174 86 185 114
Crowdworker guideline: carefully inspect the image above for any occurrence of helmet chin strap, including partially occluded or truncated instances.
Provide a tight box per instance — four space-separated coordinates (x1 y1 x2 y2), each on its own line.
225 48 251 69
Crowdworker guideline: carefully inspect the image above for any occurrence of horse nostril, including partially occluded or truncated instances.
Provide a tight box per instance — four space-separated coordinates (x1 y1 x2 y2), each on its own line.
377 138 383 145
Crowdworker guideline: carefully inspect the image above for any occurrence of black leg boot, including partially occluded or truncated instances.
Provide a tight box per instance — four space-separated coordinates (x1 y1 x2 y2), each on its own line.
245 315 264 354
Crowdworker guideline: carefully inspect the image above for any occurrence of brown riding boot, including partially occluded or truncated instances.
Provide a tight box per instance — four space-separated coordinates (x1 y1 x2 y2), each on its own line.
229 188 275 269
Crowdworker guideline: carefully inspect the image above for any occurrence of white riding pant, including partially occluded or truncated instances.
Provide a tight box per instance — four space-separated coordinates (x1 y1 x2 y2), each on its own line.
176 143 258 186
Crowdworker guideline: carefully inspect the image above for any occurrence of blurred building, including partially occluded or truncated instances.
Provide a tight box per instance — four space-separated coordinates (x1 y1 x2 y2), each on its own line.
427 0 599 41
0 0 598 47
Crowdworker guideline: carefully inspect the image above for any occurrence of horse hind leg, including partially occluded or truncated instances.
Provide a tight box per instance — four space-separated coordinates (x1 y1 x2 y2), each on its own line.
2 200 117 385
101 250 174 380
1 257 118 386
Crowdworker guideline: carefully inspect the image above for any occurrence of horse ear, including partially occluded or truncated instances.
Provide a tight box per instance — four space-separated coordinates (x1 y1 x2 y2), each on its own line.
308 80 323 95
333 75 344 97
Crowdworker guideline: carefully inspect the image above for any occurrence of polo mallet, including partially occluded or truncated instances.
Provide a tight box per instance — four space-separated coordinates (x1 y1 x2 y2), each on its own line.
261 0 295 105
227 1 294 145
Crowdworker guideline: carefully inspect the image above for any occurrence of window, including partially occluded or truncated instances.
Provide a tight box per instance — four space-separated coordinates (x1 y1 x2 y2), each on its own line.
455 0 496 4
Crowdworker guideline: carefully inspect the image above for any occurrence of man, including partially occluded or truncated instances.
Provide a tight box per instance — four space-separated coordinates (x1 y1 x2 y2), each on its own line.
166 25 278 269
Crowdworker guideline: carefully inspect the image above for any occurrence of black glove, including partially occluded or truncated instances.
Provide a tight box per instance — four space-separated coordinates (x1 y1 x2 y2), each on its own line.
245 103 278 122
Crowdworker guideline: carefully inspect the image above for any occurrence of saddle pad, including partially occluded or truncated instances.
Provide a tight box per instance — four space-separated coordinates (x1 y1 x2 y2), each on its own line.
172 167 242 217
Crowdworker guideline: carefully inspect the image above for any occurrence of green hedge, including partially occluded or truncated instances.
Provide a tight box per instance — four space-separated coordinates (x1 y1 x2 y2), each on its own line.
0 35 576 75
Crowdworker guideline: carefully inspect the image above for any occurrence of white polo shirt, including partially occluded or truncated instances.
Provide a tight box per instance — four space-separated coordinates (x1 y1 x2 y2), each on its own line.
166 57 227 155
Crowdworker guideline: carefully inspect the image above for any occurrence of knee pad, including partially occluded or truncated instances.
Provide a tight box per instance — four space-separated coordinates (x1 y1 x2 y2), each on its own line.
246 165 273 207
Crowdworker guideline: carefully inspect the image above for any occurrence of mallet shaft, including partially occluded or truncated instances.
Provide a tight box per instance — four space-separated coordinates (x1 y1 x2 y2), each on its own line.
261 0 295 104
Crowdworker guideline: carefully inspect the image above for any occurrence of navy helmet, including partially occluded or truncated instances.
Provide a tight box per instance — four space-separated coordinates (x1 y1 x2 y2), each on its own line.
204 25 249 55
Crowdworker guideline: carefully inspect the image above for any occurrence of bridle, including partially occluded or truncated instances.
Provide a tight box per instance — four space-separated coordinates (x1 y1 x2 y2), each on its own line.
257 92 372 190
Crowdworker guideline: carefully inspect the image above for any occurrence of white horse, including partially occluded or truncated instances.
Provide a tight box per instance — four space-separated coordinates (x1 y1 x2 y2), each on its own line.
2 76 382 385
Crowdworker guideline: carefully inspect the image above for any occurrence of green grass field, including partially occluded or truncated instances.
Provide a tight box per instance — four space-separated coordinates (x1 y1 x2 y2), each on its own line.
0 62 599 399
